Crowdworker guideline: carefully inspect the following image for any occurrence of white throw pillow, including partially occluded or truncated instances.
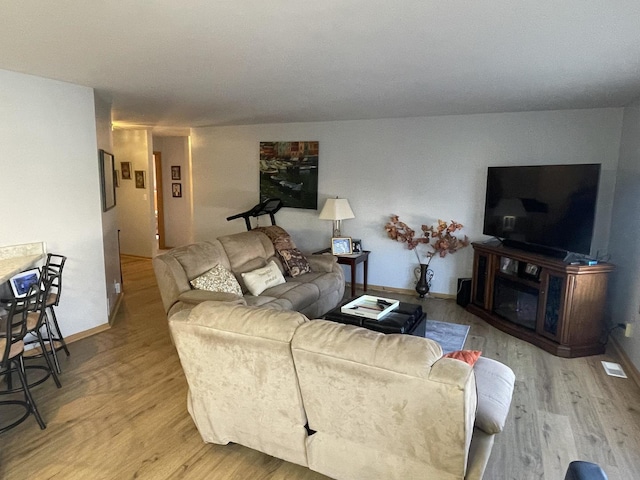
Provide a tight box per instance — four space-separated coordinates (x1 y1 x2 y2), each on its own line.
241 260 286 296
190 264 243 297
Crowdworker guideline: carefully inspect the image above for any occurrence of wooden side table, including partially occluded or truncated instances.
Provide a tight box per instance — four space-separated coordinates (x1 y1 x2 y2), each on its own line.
313 249 370 297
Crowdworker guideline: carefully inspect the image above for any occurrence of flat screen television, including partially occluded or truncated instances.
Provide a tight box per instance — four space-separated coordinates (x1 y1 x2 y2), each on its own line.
483 164 601 257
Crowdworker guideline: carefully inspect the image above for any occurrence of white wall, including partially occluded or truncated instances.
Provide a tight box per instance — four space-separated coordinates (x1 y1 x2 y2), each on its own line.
190 108 622 295
152 136 193 248
0 68 109 334
113 129 155 257
95 94 122 315
609 100 640 371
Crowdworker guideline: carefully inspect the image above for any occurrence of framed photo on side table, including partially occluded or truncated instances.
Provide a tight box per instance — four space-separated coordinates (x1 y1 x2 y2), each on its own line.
331 237 353 255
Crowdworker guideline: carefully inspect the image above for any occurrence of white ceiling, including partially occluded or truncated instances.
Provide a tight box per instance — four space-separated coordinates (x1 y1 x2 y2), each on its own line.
2 1 640 129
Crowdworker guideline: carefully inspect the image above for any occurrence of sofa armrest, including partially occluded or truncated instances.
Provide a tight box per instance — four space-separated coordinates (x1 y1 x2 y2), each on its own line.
306 254 338 273
178 290 246 306
473 356 515 434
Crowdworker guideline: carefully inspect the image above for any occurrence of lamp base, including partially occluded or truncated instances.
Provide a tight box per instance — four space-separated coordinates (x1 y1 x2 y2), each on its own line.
333 220 342 238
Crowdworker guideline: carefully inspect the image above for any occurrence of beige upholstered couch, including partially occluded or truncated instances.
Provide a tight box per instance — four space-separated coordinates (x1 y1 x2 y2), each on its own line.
153 229 345 318
170 302 515 480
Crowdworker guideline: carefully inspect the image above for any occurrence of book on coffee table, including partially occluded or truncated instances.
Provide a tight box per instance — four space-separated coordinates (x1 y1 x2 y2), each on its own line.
340 295 399 320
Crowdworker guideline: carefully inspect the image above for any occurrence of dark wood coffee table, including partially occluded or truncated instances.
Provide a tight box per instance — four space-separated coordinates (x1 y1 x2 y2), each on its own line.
323 297 426 337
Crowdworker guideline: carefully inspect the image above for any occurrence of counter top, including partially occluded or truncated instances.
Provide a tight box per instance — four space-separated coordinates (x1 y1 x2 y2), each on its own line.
0 242 46 284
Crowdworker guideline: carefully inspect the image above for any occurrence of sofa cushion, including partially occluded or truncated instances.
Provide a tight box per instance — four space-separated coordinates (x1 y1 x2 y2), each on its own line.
190 264 243 296
172 241 231 279
306 254 337 273
263 281 319 312
473 356 515 435
218 231 276 273
290 270 341 296
241 261 286 296
178 290 245 305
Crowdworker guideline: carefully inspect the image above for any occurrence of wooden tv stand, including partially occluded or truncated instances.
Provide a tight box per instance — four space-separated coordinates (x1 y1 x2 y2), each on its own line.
467 241 615 358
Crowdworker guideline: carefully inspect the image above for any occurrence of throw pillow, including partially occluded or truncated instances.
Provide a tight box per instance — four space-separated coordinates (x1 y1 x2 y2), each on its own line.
279 248 311 277
241 260 286 296
254 225 311 277
190 264 243 297
442 349 482 366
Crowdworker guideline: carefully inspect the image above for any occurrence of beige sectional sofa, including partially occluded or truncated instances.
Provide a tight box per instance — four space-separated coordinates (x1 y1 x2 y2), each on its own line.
170 302 515 480
153 229 345 319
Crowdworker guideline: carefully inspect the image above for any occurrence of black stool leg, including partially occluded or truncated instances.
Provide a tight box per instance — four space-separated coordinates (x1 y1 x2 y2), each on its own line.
17 356 46 430
43 317 62 374
35 330 61 388
48 306 70 357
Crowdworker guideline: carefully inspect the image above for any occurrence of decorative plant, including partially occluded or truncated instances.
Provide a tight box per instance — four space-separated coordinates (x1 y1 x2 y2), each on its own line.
384 215 470 265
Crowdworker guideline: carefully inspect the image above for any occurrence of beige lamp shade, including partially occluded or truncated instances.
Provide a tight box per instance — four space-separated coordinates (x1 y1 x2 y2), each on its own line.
319 198 355 237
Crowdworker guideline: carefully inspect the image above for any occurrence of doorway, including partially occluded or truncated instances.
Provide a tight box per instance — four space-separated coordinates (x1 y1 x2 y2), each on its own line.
153 151 167 250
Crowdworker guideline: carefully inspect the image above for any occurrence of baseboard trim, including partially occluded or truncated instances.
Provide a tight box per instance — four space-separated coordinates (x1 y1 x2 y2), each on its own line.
66 322 112 344
610 336 640 389
349 282 455 300
24 321 111 357
109 292 124 326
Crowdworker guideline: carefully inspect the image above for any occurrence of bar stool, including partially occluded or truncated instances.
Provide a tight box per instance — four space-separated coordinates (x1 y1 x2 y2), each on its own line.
41 254 70 373
0 289 47 432
22 275 62 389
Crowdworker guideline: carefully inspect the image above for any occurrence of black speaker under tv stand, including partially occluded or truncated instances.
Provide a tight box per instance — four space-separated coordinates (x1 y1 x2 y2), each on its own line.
501 239 567 259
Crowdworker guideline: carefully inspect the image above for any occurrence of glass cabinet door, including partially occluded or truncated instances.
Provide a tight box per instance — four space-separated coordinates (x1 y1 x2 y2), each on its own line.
473 252 489 307
541 273 565 339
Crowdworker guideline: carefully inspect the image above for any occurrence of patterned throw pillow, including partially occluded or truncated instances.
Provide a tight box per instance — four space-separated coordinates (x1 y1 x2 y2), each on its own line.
241 261 286 296
442 350 482 366
279 248 312 277
190 264 243 296
254 226 311 277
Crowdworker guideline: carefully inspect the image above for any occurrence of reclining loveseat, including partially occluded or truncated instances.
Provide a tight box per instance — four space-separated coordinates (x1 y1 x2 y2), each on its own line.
169 302 515 480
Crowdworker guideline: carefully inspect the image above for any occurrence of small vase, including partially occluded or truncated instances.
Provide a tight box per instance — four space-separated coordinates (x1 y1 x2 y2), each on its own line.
415 263 434 298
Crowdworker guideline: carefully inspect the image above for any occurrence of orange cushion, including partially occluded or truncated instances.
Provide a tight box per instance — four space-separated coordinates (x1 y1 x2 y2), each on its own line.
442 349 482 366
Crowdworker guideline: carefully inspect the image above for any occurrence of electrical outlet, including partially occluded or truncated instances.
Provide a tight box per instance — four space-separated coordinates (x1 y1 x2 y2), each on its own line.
114 281 121 294
625 323 633 337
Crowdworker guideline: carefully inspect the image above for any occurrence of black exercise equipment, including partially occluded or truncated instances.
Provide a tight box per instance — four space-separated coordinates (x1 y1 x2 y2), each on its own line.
226 198 283 231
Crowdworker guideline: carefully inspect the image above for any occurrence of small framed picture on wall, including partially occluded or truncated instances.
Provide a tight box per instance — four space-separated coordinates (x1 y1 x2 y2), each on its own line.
135 170 146 189
172 183 182 198
121 161 132 179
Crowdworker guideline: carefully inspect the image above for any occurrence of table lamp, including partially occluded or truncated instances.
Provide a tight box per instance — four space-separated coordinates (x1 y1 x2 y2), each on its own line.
319 197 355 237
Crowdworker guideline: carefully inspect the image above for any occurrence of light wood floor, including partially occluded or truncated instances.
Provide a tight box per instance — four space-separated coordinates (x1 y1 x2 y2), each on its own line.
1 256 639 479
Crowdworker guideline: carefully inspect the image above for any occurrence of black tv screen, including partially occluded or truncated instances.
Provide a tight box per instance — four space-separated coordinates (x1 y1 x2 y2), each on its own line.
483 164 601 256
